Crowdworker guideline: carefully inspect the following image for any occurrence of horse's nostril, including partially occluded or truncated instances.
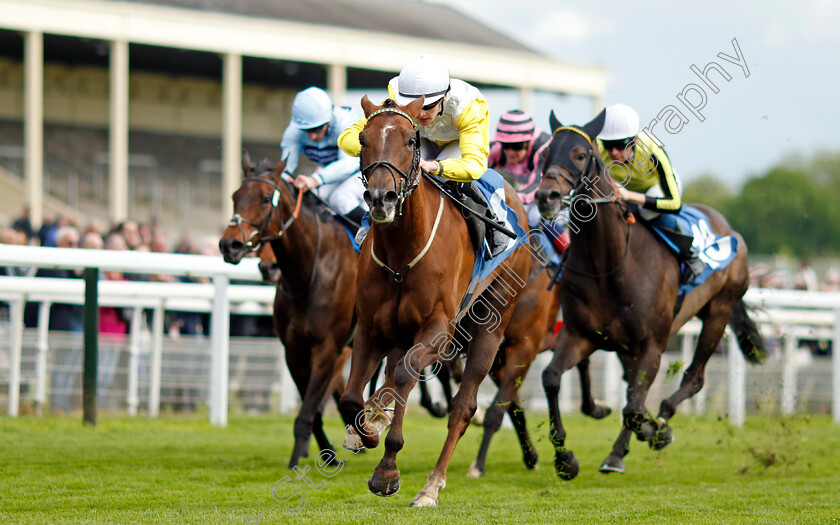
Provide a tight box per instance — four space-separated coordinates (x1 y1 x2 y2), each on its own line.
549 191 562 202
383 191 398 205
230 240 244 251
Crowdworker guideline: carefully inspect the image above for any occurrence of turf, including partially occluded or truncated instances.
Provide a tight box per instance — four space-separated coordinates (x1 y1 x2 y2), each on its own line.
1 410 838 524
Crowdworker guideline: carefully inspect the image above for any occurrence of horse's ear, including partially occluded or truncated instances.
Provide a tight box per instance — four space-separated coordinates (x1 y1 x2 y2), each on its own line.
242 149 252 177
272 157 287 180
361 95 379 117
549 110 562 134
404 96 425 118
581 109 607 141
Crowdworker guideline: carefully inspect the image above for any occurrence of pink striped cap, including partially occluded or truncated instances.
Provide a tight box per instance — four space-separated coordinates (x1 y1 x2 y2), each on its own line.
494 110 536 143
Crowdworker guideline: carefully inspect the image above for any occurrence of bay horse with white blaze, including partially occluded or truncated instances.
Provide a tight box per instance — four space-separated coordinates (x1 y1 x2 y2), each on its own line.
219 152 358 469
534 111 765 479
338 97 533 507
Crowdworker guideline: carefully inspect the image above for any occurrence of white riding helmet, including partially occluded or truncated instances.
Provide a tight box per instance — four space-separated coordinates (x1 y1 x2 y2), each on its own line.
291 87 333 129
599 103 640 140
393 55 451 106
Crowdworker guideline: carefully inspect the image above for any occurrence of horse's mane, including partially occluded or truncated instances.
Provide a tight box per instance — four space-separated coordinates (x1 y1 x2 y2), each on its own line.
382 98 398 108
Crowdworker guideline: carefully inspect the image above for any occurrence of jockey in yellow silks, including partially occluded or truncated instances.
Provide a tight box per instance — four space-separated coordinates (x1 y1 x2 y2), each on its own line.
338 55 509 256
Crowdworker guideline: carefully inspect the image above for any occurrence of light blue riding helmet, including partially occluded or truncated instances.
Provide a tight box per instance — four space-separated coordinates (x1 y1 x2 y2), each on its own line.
291 87 333 129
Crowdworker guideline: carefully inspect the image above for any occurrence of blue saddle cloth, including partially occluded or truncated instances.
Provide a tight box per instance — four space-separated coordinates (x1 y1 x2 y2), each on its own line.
341 222 361 253
650 206 738 296
457 169 527 311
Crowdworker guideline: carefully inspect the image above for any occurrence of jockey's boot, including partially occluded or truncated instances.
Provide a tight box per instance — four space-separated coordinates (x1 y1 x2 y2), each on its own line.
460 182 509 259
346 206 366 227
651 214 705 282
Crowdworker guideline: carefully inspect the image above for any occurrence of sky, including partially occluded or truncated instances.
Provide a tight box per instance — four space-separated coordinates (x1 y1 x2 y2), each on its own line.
411 0 840 188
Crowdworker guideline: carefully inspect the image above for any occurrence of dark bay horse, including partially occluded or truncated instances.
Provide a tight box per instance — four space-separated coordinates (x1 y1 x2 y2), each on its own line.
219 152 358 469
467 252 611 478
338 97 533 507
534 111 765 479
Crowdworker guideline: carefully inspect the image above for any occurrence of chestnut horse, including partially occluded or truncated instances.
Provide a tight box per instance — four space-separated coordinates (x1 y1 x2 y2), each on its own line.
534 111 765 479
338 97 533 507
219 152 358 469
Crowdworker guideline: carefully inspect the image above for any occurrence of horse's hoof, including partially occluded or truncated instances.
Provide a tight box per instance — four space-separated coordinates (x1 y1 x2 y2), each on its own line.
368 472 400 497
410 492 438 507
599 455 625 474
635 422 655 442
554 450 580 480
583 401 612 420
428 402 447 418
523 449 539 470
649 425 674 450
466 460 484 478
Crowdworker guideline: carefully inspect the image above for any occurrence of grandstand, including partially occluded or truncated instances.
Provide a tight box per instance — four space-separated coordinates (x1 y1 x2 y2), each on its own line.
0 0 606 236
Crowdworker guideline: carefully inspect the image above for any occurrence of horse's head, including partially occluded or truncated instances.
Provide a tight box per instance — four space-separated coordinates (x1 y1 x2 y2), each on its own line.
535 109 606 220
358 95 425 224
257 244 281 283
219 150 289 264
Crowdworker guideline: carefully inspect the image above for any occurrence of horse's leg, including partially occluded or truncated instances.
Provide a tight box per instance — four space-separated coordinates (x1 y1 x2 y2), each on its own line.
655 304 732 449
467 349 505 478
339 325 390 450
417 367 447 418
506 396 537 469
311 345 352 461
368 360 384 399
437 360 454 408
411 324 507 507
543 330 596 481
284 348 312 470
577 357 611 419
622 342 665 444
289 342 341 469
367 321 451 499
469 338 539 478
600 353 635 474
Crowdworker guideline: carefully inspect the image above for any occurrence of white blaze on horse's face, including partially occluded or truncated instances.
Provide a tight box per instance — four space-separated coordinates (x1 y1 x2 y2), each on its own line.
362 121 412 225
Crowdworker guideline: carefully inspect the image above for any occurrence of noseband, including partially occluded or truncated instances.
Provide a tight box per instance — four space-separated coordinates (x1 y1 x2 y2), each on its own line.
359 107 422 215
228 176 302 252
543 126 617 208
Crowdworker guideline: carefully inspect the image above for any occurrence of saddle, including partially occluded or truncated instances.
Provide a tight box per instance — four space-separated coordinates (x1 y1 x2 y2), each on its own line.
441 180 511 259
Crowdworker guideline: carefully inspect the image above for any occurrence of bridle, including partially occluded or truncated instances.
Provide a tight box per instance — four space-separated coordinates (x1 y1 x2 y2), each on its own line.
543 126 635 279
542 126 620 208
227 175 303 253
359 107 422 216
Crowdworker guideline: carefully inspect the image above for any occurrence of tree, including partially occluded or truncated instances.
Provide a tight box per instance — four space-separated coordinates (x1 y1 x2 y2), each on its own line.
726 166 840 256
682 174 734 211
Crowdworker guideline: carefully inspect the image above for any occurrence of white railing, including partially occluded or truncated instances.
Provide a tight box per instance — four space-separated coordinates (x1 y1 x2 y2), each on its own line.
0 244 265 426
1 245 839 426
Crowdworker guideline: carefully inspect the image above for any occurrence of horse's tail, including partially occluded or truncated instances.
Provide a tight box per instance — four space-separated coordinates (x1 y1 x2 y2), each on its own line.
728 299 766 364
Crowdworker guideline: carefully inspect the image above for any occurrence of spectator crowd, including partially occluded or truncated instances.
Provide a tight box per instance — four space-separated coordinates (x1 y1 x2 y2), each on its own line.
1 206 274 338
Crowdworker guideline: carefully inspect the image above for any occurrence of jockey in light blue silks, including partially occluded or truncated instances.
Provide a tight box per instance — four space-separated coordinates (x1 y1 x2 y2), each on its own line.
281 87 367 226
